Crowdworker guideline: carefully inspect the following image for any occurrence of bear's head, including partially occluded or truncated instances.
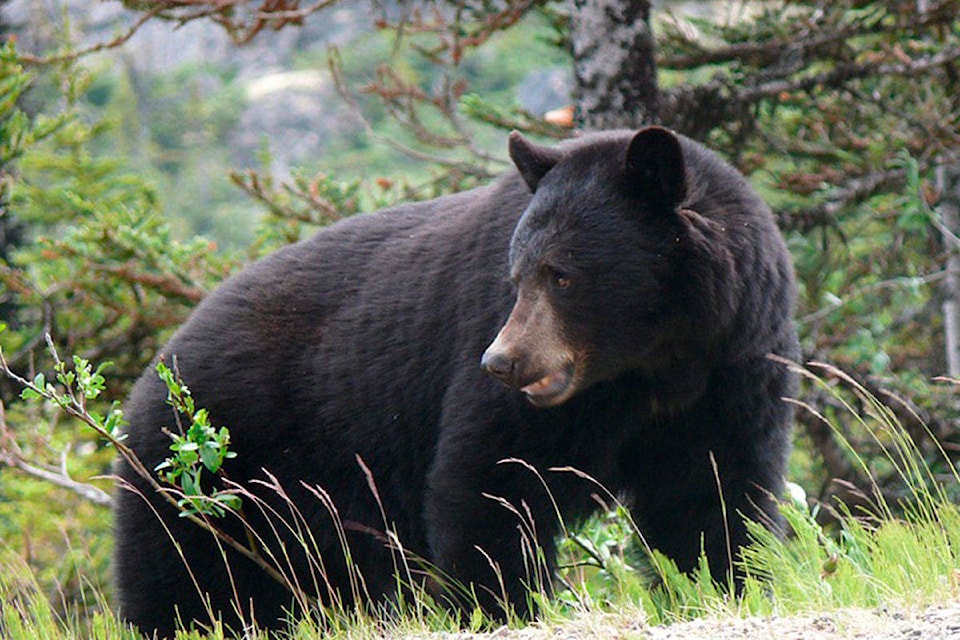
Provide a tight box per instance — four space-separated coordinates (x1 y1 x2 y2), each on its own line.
481 127 736 408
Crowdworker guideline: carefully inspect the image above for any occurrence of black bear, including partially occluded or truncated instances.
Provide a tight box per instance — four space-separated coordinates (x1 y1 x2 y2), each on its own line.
114 127 798 637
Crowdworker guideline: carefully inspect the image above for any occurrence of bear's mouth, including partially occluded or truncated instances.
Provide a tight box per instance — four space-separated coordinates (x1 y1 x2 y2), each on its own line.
520 363 576 407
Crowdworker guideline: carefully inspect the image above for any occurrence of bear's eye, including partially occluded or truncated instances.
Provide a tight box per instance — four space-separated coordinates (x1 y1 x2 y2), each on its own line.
552 270 571 290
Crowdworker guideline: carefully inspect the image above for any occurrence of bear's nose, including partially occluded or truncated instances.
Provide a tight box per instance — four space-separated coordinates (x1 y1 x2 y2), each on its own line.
480 350 518 385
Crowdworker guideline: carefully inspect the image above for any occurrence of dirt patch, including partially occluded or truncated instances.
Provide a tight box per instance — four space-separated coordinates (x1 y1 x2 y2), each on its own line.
415 601 960 640
638 603 960 639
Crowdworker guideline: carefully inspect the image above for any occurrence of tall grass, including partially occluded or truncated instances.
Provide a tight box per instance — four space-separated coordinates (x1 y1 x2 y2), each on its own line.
0 548 141 640
735 363 960 616
4 362 960 638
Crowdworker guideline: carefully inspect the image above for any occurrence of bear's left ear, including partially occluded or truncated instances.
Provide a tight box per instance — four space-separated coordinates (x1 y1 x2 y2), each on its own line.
509 131 563 192
624 126 687 210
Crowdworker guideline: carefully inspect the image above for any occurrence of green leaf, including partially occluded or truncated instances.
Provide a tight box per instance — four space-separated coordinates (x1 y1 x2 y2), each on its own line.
214 492 242 512
93 360 114 377
20 387 41 400
179 450 199 467
200 445 222 473
468 606 485 632
180 471 198 496
193 408 209 427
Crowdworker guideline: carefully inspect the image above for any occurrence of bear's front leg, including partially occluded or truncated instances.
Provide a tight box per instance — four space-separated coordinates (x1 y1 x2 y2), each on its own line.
625 355 794 588
423 422 560 621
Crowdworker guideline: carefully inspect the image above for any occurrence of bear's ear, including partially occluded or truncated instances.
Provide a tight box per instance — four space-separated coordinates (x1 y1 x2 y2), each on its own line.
509 130 563 192
624 126 687 210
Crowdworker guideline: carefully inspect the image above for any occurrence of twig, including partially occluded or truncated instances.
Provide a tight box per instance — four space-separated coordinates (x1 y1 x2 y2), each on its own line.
19 6 163 66
328 48 496 180
798 269 951 325
777 167 910 235
90 262 206 303
661 43 960 140
741 45 960 104
0 403 113 505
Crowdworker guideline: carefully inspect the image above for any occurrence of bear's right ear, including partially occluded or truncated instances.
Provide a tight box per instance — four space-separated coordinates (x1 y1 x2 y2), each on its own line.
509 131 563 192
624 126 687 210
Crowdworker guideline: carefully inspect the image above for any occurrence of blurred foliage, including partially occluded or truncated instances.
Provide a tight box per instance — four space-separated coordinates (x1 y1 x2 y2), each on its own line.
0 41 237 620
650 1 960 509
2 57 237 386
86 60 258 248
318 5 570 191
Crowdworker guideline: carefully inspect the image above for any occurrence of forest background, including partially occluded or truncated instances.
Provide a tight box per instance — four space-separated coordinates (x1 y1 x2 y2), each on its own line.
3 0 960 637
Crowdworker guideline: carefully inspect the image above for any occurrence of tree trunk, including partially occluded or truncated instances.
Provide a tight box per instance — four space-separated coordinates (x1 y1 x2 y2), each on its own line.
938 163 960 378
569 0 660 130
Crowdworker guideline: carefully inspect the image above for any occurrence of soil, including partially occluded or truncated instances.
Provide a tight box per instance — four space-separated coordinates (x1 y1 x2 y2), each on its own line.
417 601 960 639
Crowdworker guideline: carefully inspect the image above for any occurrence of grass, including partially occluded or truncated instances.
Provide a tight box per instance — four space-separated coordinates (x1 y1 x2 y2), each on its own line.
3 363 960 639
0 549 140 640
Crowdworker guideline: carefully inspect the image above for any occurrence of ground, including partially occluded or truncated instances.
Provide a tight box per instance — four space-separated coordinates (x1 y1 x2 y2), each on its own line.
405 602 960 639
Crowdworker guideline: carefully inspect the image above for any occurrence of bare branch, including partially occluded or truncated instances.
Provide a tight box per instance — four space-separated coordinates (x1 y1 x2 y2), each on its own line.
798 270 951 326
85 262 206 304
328 49 497 180
122 0 341 45
19 5 164 65
743 45 960 104
0 429 113 507
776 166 909 234
0 399 113 505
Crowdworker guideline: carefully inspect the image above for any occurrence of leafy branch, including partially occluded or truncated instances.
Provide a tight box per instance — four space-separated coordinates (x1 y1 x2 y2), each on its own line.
0 331 295 595
153 360 241 518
